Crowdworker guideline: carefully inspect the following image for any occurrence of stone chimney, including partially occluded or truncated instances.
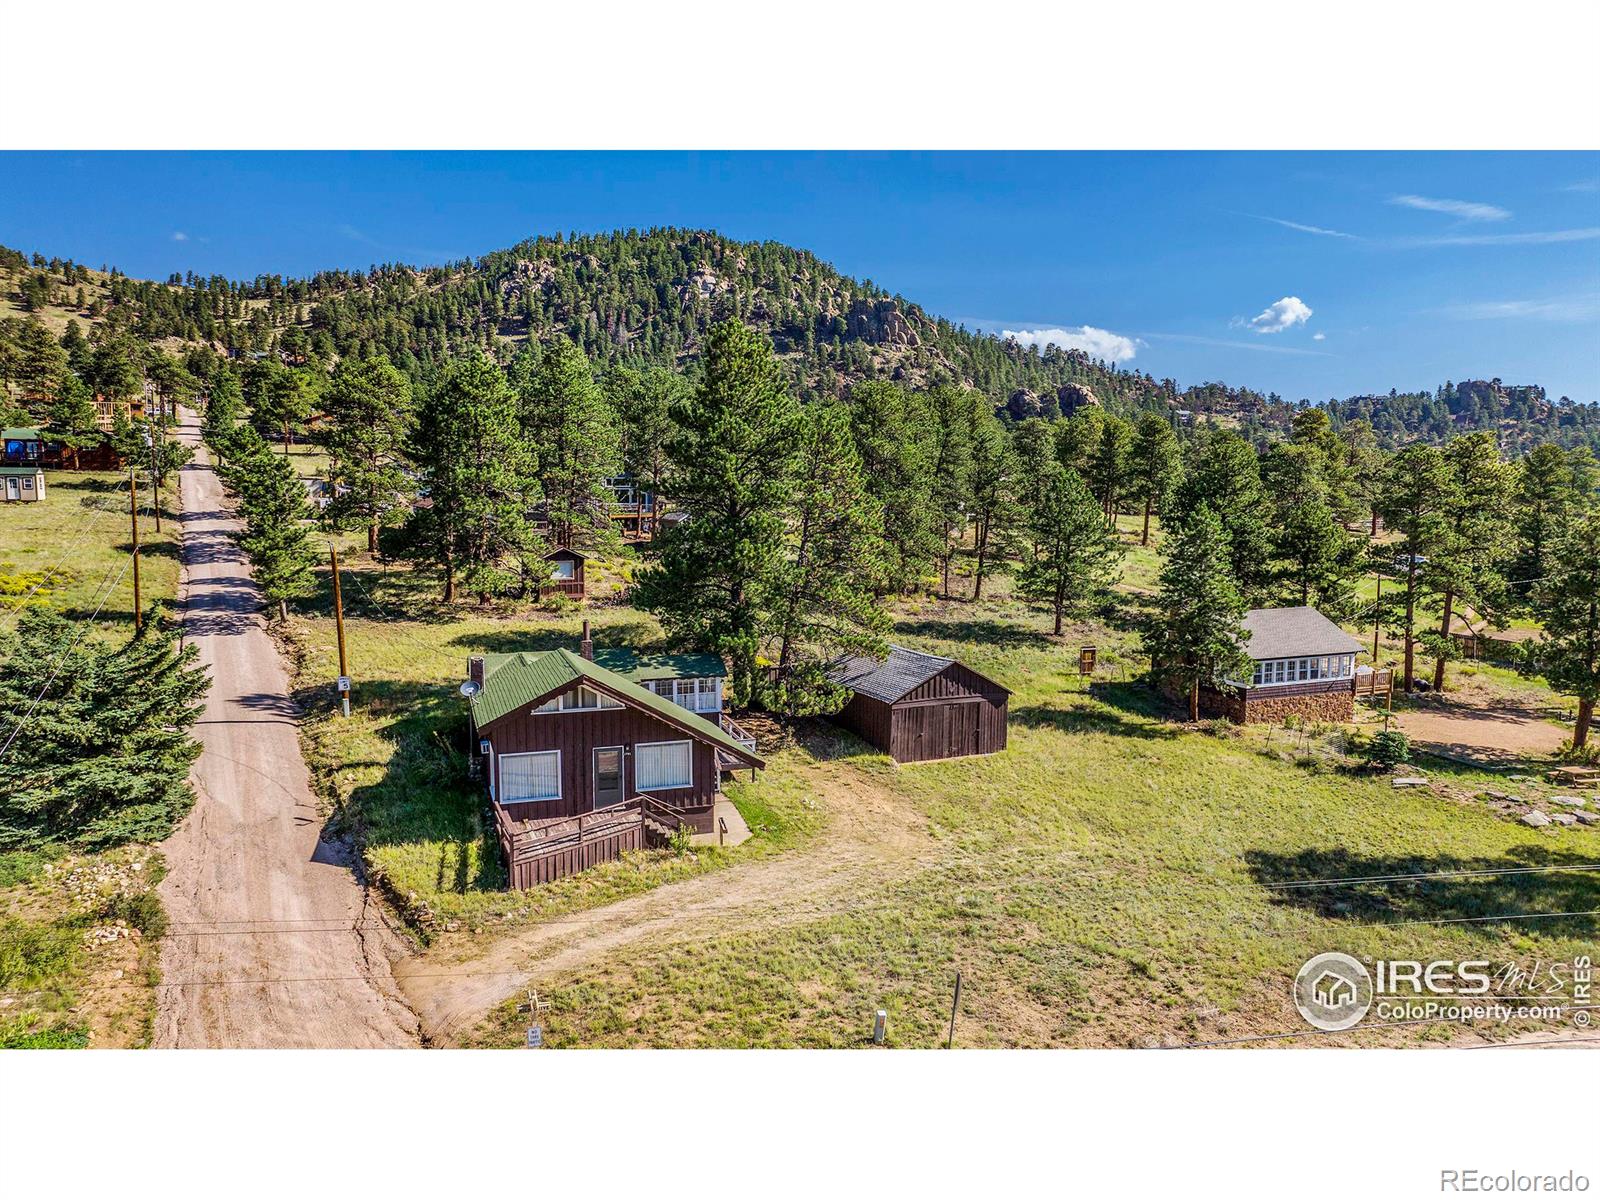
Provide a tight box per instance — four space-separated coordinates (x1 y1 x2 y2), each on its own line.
580 620 593 661
467 655 485 688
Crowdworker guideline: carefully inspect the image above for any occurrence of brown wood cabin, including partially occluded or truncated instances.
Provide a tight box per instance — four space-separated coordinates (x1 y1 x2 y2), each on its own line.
1198 606 1366 724
825 645 1009 763
540 547 587 599
466 622 763 888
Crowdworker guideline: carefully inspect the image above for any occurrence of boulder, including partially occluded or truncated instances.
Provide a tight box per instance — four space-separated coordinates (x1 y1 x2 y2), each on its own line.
1057 382 1100 416
1550 795 1588 808
1520 811 1551 828
1577 811 1599 826
1549 812 1577 827
1392 776 1428 788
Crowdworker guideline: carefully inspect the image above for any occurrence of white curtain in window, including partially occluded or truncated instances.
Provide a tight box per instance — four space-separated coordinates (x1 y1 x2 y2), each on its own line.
635 740 691 790
500 751 560 802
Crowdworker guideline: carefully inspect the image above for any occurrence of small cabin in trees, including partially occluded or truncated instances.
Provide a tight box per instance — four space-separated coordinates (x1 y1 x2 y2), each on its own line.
825 645 1009 763
2 428 45 466
465 623 763 887
540 547 587 599
1 466 46 503
1205 606 1365 724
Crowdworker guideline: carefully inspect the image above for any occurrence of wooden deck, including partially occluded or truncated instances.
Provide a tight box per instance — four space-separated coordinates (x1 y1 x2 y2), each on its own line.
716 713 759 779
493 794 706 888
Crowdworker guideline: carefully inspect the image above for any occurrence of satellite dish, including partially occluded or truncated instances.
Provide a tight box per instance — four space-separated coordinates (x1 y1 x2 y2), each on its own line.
459 680 481 698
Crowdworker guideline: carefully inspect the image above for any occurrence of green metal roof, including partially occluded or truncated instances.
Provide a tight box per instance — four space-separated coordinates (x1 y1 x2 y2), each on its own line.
3 428 44 441
591 646 725 682
471 647 761 766
0 466 45 476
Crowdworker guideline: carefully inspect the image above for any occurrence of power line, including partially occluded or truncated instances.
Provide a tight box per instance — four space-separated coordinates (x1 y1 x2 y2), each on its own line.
0 483 155 761
0 474 135 632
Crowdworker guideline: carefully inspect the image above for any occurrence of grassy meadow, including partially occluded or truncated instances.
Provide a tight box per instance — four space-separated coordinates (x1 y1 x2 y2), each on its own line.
0 469 180 1047
282 531 1599 1048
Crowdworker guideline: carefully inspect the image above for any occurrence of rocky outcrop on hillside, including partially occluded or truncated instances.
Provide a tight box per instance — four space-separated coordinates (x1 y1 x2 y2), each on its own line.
845 297 920 347
1057 381 1100 416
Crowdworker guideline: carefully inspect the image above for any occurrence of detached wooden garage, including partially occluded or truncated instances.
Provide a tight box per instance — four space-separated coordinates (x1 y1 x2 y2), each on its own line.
826 645 1009 763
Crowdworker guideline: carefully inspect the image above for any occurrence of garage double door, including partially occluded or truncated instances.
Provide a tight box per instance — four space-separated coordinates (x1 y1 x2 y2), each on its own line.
898 699 982 762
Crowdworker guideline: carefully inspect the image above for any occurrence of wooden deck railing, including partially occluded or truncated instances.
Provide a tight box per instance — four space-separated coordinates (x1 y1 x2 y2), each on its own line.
495 795 694 888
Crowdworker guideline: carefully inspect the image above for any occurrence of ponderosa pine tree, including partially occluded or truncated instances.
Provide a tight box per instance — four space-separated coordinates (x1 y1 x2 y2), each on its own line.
0 608 209 847
1086 413 1134 524
319 355 415 554
1341 419 1386 536
1262 441 1362 612
44 374 102 469
202 369 248 466
968 408 1022 602
927 385 976 599
1425 432 1516 691
1142 504 1252 722
1017 463 1122 635
849 380 938 592
1377 443 1455 692
1510 443 1591 596
1170 427 1275 600
407 353 542 604
609 365 685 539
232 446 318 621
764 399 890 714
1130 412 1181 545
1530 513 1600 749
514 337 620 550
634 320 804 706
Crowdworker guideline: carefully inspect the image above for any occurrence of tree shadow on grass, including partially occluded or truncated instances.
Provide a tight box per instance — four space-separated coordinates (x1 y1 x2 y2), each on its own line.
1243 845 1600 939
448 618 662 655
308 678 505 898
1011 698 1178 741
891 617 1057 650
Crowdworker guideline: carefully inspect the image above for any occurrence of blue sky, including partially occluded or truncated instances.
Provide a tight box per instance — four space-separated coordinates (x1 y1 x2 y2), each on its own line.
2 151 1596 402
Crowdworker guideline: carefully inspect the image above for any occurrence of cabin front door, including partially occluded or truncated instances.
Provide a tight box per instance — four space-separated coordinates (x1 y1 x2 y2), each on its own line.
593 746 625 810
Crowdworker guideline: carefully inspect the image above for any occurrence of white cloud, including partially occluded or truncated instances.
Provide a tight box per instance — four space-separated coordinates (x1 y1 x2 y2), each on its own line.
1243 296 1313 334
1400 227 1600 248
1256 215 1359 240
1389 194 1511 222
1433 294 1600 322
171 231 188 242
1312 332 1326 341
1000 324 1141 362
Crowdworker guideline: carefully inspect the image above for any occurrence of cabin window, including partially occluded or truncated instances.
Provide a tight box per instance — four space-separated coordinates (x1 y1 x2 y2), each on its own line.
635 740 692 790
550 559 576 580
499 750 561 803
538 686 623 713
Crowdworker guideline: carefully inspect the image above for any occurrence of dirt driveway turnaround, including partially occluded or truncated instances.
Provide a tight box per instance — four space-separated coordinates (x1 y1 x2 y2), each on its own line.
1394 696 1569 766
153 411 418 1048
396 756 933 1045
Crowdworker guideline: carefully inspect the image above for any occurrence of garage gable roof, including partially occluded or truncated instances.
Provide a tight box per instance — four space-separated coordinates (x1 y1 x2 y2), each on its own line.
826 644 963 704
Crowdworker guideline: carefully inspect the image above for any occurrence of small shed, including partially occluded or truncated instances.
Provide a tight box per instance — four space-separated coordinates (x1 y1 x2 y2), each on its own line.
826 644 1009 763
541 547 587 598
1 466 46 503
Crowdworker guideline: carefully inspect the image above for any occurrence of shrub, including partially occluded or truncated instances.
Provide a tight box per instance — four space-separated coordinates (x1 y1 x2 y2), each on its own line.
1365 730 1411 769
0 917 79 991
0 1016 90 1049
667 821 694 857
100 890 168 939
1204 717 1236 739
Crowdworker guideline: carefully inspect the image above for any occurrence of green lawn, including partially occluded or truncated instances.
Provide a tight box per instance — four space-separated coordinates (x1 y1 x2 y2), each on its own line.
0 468 181 1047
284 544 1597 1048
0 469 180 627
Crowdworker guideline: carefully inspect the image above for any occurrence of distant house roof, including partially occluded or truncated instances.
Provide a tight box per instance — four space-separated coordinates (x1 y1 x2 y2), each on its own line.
481 645 724 685
1241 607 1364 661
826 644 963 704
471 647 761 766
3 427 44 441
544 546 588 561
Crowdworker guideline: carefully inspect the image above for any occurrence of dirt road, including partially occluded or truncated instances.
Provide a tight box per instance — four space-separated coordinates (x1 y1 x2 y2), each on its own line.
153 412 418 1048
396 756 933 1044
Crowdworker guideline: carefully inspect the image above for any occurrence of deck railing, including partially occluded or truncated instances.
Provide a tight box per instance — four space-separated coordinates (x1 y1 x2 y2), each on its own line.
495 795 695 887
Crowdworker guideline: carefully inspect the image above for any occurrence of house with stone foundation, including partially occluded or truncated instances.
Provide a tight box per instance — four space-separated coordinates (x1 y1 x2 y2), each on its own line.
1202 606 1365 724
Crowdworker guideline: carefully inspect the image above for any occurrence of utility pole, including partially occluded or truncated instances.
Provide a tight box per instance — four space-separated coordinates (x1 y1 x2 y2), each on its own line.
129 468 142 631
330 543 350 718
1372 576 1381 661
